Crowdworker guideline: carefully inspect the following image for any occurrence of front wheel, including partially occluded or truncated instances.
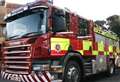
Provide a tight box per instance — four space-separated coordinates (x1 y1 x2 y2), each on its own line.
63 61 82 82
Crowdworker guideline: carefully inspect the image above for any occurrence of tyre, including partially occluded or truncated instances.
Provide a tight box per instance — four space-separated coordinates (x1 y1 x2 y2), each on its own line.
63 61 82 82
106 60 115 76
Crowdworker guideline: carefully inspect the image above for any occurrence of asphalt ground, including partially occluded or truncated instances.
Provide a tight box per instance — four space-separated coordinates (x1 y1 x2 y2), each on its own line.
0 68 120 82
0 79 17 82
83 68 120 82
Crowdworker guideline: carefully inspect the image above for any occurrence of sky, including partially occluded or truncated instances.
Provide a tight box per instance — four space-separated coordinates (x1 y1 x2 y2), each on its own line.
6 0 120 21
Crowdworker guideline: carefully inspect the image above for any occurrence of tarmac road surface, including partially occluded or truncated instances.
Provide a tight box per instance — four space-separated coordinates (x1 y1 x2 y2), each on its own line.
0 79 17 82
0 69 120 82
83 68 120 82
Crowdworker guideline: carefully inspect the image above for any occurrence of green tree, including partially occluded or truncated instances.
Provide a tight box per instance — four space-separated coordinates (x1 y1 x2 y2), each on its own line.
95 20 106 28
107 15 120 37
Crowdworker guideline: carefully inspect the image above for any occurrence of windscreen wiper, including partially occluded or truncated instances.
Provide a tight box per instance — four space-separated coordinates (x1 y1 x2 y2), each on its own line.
9 35 20 40
21 31 43 38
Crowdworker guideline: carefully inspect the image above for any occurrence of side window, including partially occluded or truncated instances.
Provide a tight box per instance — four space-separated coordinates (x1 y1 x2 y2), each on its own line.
65 12 70 31
52 8 67 32
109 39 114 45
78 18 89 36
95 33 105 43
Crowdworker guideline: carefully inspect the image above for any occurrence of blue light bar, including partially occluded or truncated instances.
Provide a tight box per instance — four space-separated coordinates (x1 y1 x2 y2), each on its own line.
48 0 53 4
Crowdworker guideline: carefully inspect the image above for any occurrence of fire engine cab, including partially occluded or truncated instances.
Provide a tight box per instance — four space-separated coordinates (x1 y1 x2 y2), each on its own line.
1 0 119 82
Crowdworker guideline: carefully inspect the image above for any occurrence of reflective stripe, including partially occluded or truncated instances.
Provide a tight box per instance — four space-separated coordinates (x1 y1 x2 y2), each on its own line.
45 71 52 80
94 24 119 40
92 51 98 55
109 45 113 52
1 71 52 82
7 74 11 80
94 26 101 33
39 73 48 82
1 71 5 78
83 40 92 50
78 50 83 55
23 75 30 82
106 52 109 55
51 38 70 50
34 73 41 82
98 41 104 51
104 52 108 56
19 75 25 82
28 75 35 82
4 73 8 79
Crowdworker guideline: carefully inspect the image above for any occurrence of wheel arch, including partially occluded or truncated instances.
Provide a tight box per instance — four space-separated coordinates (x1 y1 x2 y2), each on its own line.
62 52 84 81
63 52 84 73
63 52 83 64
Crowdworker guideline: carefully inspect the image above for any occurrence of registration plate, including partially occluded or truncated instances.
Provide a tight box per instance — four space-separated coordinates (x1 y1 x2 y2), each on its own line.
10 74 21 82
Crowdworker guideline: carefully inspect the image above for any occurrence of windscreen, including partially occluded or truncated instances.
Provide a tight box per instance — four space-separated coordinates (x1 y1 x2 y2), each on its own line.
6 10 47 39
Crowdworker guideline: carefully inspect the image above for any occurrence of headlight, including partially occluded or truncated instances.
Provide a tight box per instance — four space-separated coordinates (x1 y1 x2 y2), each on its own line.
32 64 50 71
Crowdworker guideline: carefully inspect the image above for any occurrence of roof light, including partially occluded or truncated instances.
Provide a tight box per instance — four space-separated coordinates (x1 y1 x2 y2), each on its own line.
48 0 53 4
7 13 12 17
23 6 29 11
30 5 48 9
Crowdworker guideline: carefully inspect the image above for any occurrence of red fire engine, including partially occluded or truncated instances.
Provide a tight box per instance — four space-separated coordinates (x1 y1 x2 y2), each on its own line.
1 0 119 82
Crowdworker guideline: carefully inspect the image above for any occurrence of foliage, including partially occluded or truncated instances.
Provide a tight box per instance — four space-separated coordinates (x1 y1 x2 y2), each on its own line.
95 20 106 28
107 15 120 37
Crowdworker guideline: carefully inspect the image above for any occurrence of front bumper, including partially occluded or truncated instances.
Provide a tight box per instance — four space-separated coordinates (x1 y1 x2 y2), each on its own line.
1 71 53 82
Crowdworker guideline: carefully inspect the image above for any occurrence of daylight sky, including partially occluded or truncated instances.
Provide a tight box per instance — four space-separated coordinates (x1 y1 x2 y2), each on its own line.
6 0 120 20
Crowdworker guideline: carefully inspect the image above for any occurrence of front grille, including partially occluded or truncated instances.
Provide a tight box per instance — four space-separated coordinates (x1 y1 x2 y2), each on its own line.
3 44 32 74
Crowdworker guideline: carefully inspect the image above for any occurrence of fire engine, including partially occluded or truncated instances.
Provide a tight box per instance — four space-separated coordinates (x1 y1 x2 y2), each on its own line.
1 0 119 82
0 0 22 74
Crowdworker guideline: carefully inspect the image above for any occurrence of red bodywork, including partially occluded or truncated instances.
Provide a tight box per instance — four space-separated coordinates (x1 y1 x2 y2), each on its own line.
1 1 97 82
